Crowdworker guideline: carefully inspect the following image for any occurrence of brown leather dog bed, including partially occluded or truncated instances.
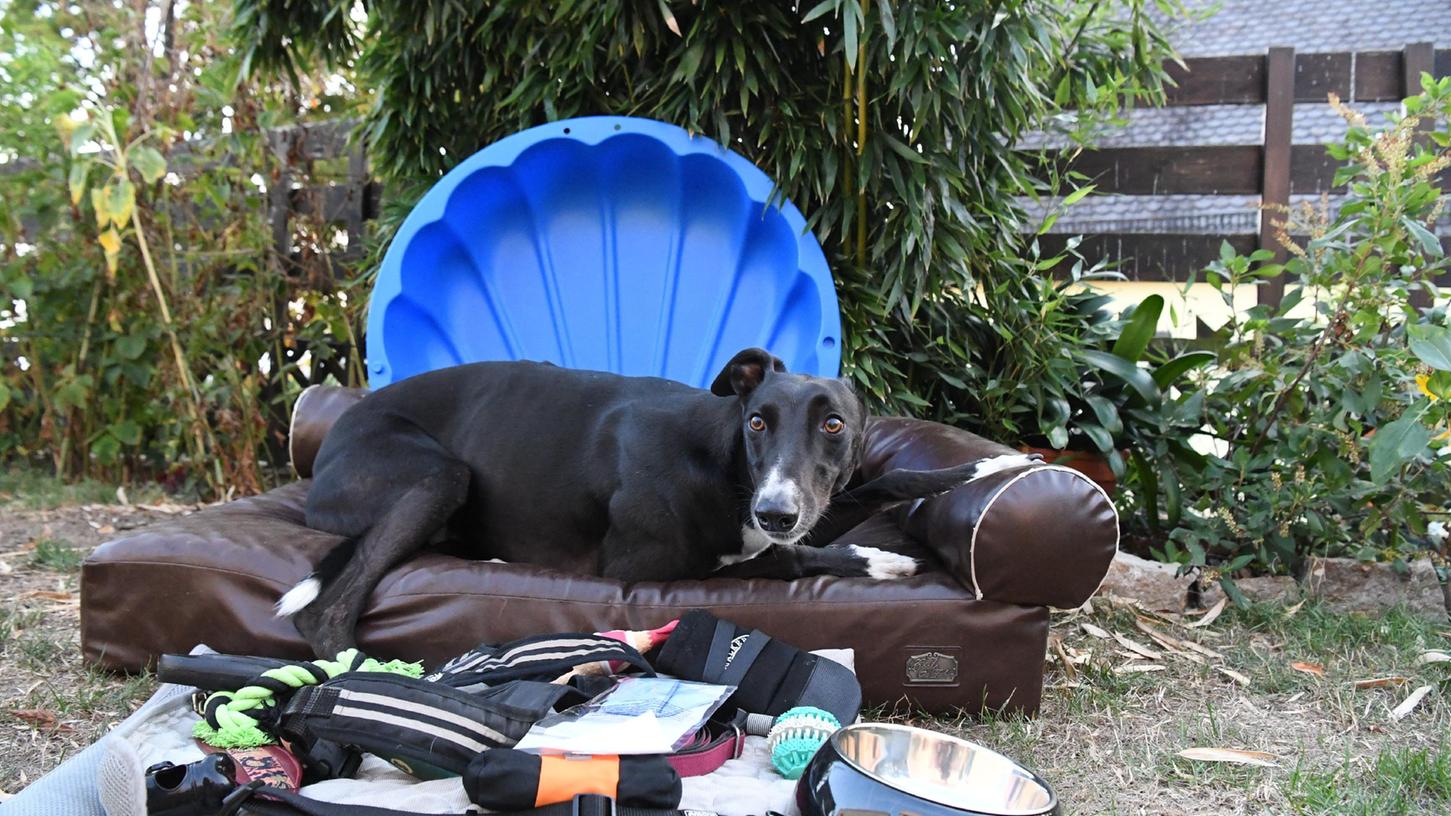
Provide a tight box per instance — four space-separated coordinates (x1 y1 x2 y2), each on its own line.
82 385 1117 715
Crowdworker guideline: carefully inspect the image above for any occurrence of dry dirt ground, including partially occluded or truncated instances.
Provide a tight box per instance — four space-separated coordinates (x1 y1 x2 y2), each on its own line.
0 476 1448 814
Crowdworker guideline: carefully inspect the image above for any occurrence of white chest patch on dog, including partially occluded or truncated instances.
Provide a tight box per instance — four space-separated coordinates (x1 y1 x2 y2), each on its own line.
718 524 779 567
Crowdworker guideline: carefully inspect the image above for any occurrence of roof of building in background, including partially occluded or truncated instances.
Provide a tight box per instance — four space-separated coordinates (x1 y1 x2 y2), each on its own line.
1026 1 1450 239
1168 0 1451 56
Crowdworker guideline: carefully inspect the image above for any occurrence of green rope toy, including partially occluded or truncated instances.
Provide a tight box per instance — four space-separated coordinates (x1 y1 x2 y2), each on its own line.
192 648 423 749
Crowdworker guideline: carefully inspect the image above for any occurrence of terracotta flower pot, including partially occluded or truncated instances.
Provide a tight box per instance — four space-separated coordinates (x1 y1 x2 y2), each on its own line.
1019 444 1118 496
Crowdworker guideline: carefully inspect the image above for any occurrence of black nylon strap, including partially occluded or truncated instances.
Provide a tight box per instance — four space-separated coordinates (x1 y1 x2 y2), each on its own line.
702 622 736 684
240 790 707 816
702 622 770 689
716 633 769 689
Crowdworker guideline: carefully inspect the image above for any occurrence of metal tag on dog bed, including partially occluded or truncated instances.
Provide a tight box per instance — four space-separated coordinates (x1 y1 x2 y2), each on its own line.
904 649 959 685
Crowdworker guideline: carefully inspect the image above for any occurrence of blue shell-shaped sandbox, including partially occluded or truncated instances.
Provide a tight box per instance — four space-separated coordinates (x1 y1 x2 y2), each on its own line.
366 116 842 389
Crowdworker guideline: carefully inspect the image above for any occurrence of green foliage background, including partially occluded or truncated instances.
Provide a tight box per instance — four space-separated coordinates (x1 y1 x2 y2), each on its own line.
235 0 1183 436
0 0 367 496
2 0 1183 499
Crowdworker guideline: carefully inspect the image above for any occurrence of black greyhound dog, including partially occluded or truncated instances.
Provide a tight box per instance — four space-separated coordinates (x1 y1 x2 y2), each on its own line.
278 348 1038 655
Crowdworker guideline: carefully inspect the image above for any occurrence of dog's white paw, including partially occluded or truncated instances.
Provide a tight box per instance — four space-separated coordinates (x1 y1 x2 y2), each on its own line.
850 546 919 579
972 453 1041 480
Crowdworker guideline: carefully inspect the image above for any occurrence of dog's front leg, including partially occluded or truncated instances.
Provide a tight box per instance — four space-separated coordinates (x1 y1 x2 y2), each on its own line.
710 543 919 580
803 453 1042 545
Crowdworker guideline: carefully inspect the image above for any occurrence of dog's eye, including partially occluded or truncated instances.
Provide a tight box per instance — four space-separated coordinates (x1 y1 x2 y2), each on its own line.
822 416 844 434
748 414 766 432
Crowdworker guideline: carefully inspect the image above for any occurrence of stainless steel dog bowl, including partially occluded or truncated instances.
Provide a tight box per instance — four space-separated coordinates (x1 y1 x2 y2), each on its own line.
796 723 1059 816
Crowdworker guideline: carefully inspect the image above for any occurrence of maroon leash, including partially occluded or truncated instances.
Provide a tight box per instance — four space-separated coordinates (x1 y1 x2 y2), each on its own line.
665 715 747 777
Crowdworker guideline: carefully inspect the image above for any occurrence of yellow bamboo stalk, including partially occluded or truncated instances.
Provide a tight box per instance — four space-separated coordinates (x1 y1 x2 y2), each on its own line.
854 34 867 271
130 208 225 488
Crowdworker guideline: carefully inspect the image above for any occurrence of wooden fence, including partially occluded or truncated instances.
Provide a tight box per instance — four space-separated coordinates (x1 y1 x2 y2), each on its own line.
1040 43 1451 306
270 46 1451 305
266 120 380 272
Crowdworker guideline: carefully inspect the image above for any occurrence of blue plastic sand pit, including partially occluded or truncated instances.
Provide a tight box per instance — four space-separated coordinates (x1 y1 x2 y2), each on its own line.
365 116 842 390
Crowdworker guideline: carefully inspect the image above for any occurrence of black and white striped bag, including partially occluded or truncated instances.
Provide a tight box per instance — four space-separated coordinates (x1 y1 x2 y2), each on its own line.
427 633 656 692
276 634 656 779
278 673 577 778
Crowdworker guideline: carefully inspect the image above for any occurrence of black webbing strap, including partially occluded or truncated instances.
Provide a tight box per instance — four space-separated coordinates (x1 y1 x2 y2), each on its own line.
702 622 770 689
234 789 711 816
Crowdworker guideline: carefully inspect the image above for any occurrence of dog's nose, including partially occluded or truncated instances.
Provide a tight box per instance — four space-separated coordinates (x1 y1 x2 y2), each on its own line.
755 507 799 534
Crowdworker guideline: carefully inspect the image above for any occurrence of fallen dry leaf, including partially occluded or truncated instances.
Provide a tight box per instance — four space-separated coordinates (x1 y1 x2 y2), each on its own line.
1114 663 1165 675
1177 747 1278 767
6 709 70 732
1353 676 1409 690
1419 650 1451 666
1216 666 1251 684
1049 634 1078 683
1133 618 1210 662
1290 661 1325 677
1390 685 1433 720
1159 632 1225 661
1283 599 1306 617
21 590 74 603
136 503 193 515
1113 632 1164 661
1185 597 1227 629
1081 622 1112 640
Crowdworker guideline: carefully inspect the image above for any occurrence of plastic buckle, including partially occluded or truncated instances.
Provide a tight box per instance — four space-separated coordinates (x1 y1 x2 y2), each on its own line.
571 793 617 816
217 780 265 816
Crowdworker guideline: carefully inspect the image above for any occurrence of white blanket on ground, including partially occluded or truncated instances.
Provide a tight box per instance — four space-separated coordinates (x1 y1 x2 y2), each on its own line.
98 647 853 816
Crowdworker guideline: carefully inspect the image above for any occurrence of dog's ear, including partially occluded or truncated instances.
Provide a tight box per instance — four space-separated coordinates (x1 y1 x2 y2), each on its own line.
710 348 787 397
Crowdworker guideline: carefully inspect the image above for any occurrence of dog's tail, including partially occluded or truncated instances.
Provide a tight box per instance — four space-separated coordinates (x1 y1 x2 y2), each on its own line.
274 539 356 618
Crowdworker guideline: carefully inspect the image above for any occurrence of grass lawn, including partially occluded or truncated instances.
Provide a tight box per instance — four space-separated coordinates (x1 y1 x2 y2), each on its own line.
0 466 1447 813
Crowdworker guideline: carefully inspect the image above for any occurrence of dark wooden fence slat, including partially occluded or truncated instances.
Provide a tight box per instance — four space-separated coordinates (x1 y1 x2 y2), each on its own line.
1294 53 1350 103
292 121 355 162
1040 234 1258 281
1163 56 1265 105
1059 146 1263 195
1157 49 1448 108
1260 47 1296 307
1404 43 1436 311
1289 145 1341 195
1353 51 1404 101
1405 42 1436 97
266 129 294 274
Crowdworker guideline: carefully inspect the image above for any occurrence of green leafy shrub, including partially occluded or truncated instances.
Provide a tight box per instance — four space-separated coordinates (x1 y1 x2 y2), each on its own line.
1118 77 1451 590
235 0 1186 433
0 2 366 497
